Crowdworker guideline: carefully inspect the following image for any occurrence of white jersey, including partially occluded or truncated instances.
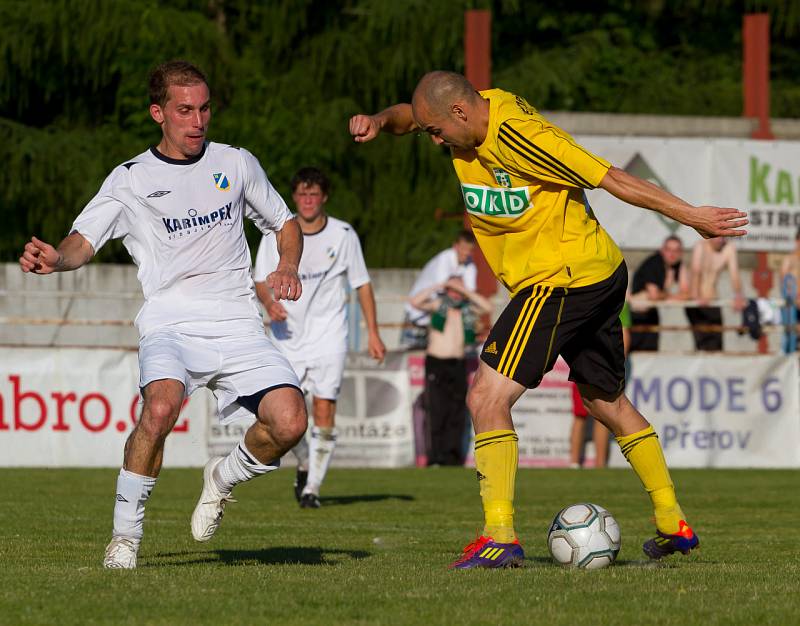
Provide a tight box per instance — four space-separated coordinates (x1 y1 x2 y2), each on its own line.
405 248 477 324
254 216 370 359
71 142 291 337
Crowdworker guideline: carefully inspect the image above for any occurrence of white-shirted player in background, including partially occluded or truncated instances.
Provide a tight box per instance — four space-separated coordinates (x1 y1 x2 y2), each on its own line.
254 167 386 508
19 61 308 569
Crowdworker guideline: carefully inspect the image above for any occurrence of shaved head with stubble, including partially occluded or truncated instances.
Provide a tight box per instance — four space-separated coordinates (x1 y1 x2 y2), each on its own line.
411 71 489 150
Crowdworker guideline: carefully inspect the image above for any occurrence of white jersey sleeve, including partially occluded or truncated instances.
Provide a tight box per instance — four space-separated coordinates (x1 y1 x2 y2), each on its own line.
342 227 370 290
70 167 130 252
463 262 478 292
253 232 280 283
240 148 291 235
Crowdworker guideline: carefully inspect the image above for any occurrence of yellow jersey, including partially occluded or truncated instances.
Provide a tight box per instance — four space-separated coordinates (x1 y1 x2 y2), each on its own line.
452 88 623 296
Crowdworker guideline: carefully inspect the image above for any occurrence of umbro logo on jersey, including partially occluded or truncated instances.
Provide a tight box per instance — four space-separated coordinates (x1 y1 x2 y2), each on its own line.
484 341 498 355
213 172 231 191
147 190 171 198
116 494 129 502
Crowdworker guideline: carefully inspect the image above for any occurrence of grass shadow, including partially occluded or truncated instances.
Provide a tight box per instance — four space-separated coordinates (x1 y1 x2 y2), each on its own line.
149 546 371 567
319 494 415 506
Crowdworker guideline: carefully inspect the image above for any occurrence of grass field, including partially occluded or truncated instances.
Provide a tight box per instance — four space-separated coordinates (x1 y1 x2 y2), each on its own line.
1 467 797 625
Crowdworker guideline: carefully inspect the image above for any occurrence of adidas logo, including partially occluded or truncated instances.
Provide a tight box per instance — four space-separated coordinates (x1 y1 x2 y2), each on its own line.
115 494 129 502
476 470 486 481
484 342 498 355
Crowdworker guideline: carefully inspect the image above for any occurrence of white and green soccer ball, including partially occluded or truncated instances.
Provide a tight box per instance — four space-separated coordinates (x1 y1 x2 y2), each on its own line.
547 503 621 570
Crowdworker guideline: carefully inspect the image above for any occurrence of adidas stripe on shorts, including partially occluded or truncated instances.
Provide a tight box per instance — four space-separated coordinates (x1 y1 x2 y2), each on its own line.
480 262 628 394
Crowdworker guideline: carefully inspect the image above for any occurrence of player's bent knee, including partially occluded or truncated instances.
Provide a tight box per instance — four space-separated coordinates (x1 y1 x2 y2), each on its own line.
257 388 307 449
138 398 181 441
269 413 307 450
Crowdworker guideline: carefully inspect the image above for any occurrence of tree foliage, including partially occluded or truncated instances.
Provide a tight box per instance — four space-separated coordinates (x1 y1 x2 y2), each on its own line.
1 0 798 265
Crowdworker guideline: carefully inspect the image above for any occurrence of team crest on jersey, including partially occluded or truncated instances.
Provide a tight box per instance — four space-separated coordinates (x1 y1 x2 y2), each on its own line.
213 172 231 191
493 168 512 188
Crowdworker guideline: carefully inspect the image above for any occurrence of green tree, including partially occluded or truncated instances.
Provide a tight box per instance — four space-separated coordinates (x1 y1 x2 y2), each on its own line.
2 0 798 266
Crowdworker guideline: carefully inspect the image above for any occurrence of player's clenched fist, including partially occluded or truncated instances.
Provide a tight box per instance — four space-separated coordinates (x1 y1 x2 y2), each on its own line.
20 237 60 274
267 266 302 301
349 114 381 143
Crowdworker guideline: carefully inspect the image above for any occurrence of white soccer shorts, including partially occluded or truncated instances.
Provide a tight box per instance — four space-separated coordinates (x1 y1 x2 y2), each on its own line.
290 352 347 401
138 328 300 423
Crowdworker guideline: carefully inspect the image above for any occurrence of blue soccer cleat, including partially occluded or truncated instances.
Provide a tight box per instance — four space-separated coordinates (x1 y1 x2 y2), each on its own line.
643 520 699 559
449 535 525 569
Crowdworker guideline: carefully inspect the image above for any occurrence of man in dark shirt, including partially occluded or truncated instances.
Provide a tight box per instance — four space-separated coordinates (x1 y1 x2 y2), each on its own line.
630 236 689 351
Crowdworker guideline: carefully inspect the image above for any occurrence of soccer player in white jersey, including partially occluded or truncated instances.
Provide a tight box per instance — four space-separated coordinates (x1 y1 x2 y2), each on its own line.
254 167 386 508
18 61 308 569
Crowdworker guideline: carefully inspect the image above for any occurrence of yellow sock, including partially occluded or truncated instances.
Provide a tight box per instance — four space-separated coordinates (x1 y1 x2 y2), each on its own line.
617 425 686 534
474 429 518 543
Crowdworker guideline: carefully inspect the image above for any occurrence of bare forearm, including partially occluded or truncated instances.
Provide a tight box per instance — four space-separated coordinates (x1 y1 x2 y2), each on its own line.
374 104 418 135
254 281 273 308
357 283 381 334
409 284 440 310
464 290 493 315
599 167 693 222
56 232 95 271
274 219 302 271
600 166 749 239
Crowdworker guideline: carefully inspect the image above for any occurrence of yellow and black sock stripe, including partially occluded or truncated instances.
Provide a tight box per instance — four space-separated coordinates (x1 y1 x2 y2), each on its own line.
474 430 519 451
618 429 658 460
497 284 553 379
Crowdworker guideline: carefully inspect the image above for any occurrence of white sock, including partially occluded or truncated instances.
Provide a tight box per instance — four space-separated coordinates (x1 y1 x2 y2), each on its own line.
112 469 157 545
212 440 279 494
305 426 336 496
292 435 310 472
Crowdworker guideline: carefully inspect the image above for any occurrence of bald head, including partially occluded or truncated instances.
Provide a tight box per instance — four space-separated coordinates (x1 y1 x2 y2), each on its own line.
412 71 479 115
411 71 489 150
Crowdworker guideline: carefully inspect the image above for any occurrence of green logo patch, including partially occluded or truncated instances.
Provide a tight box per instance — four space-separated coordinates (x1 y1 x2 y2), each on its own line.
461 183 531 217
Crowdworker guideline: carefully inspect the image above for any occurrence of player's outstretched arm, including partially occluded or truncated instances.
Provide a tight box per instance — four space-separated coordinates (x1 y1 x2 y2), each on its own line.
269 218 303 301
356 283 386 363
349 104 418 143
598 166 748 239
19 232 94 274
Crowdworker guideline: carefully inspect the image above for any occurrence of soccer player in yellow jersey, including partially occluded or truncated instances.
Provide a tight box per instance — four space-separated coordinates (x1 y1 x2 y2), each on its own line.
349 71 748 569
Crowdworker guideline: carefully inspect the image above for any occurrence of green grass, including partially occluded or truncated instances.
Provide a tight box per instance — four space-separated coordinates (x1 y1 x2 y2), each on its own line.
0 468 797 625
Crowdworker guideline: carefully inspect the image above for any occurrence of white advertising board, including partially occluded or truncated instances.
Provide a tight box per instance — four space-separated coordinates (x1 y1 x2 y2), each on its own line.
610 353 800 468
207 352 415 468
1 348 797 468
578 136 800 252
0 347 210 467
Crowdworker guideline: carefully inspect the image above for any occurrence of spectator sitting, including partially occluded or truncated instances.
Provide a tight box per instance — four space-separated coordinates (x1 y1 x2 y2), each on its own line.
629 236 689 352
686 237 745 351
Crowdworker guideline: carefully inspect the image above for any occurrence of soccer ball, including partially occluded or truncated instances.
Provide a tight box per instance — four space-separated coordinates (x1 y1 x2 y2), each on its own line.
547 503 621 569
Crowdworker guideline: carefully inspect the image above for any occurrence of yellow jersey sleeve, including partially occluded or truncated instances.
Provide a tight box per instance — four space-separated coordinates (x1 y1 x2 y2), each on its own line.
496 118 611 189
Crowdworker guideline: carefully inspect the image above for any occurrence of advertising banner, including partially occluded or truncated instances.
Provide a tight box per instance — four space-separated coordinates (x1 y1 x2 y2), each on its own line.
207 351 416 468
577 136 800 252
2 348 797 468
465 358 578 468
610 353 800 468
0 347 210 467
